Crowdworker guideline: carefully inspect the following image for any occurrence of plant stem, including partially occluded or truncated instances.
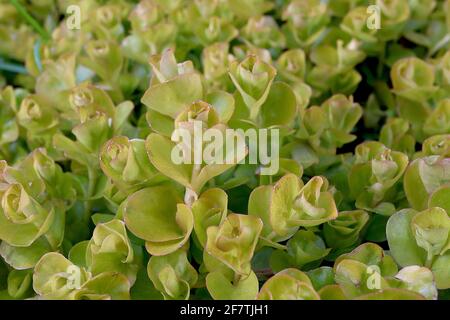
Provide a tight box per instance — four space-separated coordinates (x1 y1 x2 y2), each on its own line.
85 166 97 216
376 41 386 78
10 0 51 41
233 272 241 285
184 187 198 206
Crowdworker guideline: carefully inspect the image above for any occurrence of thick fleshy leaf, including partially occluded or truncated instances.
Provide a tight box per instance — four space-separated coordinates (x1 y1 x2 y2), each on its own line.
257 269 319 300
355 288 425 300
334 243 398 277
205 91 235 124
86 219 139 285
291 176 338 227
432 252 450 289
428 186 450 214
260 82 297 127
206 214 263 276
100 136 159 190
411 207 450 263
141 73 203 118
206 271 259 300
387 209 427 267
123 186 193 256
324 210 369 249
269 173 303 238
391 57 436 102
146 133 193 189
0 238 52 270
192 188 228 247
0 184 54 247
73 272 131 300
147 249 197 300
284 230 330 268
319 284 346 300
349 141 408 211
334 259 390 298
33 252 91 300
229 55 276 121
395 266 437 300
404 156 450 210
307 267 335 291
7 269 32 299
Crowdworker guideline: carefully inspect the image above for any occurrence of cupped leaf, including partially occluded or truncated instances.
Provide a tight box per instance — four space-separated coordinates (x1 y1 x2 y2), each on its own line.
260 82 297 128
432 252 450 289
411 207 450 264
257 268 320 300
206 270 259 300
0 184 54 247
291 176 338 227
206 214 263 276
0 238 52 270
73 272 131 300
86 219 139 285
324 210 370 249
387 209 427 267
147 249 198 300
266 174 303 238
395 266 437 300
404 156 450 210
33 252 91 300
192 188 228 247
354 288 425 300
334 242 398 277
100 136 159 189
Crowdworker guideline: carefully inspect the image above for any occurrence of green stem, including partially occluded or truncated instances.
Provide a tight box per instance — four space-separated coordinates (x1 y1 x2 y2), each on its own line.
249 102 261 123
10 0 51 41
424 253 434 269
376 41 387 78
233 272 241 286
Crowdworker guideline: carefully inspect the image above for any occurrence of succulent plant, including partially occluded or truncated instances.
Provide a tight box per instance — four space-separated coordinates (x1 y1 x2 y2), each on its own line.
0 0 448 301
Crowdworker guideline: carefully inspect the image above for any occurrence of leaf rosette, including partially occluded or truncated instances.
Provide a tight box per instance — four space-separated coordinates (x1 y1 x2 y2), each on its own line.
349 141 408 214
387 208 450 289
404 156 450 210
147 249 198 300
228 55 276 121
257 268 320 300
205 213 263 276
323 210 370 249
86 219 139 285
100 136 161 191
33 252 130 300
391 57 437 103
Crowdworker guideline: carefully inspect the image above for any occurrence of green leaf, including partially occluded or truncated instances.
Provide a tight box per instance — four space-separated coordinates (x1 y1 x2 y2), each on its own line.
141 73 203 118
192 188 228 247
123 186 193 256
147 249 197 300
257 269 319 300
387 209 427 267
206 271 259 300
206 213 263 276
0 238 52 270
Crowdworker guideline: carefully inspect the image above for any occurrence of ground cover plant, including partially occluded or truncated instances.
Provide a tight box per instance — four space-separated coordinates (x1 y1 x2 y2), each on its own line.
0 0 449 300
